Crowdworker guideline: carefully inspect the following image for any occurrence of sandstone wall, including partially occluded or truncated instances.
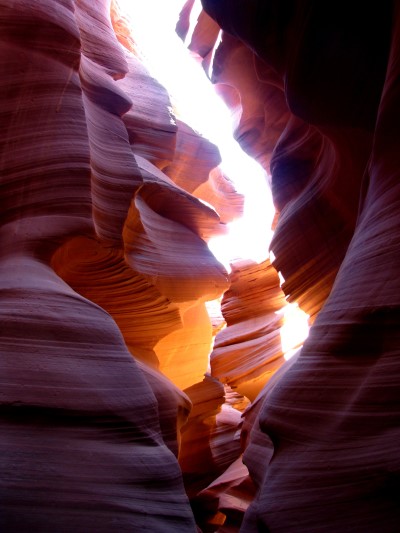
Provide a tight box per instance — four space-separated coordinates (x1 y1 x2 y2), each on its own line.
200 1 400 531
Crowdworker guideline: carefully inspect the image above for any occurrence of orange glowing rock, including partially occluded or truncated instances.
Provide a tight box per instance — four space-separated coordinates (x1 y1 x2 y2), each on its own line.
211 258 287 401
155 302 214 390
0 1 239 529
51 236 182 368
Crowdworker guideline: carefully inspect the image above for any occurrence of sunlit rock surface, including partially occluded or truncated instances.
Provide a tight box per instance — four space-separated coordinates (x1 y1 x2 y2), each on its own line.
211 258 286 402
194 167 245 226
201 0 400 530
0 0 246 530
163 119 222 193
4 0 400 531
118 52 177 167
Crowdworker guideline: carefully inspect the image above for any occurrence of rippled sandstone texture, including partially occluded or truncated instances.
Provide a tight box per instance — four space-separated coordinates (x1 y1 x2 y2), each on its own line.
0 1 248 530
200 0 400 531
3 0 400 531
211 258 286 402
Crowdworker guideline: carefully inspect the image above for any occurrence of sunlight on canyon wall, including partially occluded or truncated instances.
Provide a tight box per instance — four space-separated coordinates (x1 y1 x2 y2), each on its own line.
1 0 398 532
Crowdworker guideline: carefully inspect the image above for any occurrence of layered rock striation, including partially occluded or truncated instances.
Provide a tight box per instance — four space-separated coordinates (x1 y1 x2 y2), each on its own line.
3 0 399 531
200 0 400 531
0 1 245 530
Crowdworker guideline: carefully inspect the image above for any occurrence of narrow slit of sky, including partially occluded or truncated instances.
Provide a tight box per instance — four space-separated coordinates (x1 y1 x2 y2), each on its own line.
117 0 274 269
117 0 309 357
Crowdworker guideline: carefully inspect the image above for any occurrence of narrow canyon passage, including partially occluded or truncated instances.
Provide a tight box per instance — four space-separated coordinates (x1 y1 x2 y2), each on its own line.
0 1 399 532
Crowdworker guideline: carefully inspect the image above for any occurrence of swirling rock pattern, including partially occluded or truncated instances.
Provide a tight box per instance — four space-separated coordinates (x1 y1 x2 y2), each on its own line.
0 257 194 531
6 0 399 530
163 119 222 193
211 259 286 402
0 0 246 530
118 52 177 167
201 0 400 530
194 166 245 226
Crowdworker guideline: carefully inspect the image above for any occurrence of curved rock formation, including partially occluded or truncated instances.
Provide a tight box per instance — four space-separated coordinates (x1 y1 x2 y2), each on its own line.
6 0 399 530
118 52 177 167
211 258 286 402
201 0 400 530
0 257 195 532
0 1 246 530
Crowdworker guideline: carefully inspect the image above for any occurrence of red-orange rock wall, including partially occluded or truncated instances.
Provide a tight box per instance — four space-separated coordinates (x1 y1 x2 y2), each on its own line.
4 0 399 531
0 1 247 530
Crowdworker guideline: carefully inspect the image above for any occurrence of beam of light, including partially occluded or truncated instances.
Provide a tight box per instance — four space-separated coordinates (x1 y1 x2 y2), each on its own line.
116 0 309 353
116 0 274 269
280 303 310 360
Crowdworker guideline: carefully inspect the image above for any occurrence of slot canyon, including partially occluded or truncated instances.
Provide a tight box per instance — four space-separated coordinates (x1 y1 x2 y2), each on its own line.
0 1 399 531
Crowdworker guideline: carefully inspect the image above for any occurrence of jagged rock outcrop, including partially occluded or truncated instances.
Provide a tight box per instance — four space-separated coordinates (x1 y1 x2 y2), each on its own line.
201 0 400 530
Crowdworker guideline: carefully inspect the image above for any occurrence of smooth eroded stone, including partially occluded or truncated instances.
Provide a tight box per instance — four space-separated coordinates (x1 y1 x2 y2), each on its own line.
211 259 286 401
0 254 196 532
201 1 400 530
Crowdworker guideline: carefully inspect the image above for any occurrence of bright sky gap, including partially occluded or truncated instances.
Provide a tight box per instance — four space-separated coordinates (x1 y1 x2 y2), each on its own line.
117 0 309 358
